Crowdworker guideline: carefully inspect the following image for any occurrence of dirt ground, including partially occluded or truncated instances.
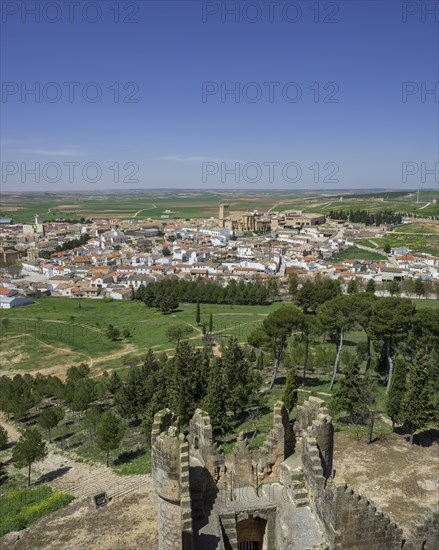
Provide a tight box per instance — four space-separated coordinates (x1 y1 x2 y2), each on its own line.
2 486 157 550
333 432 439 533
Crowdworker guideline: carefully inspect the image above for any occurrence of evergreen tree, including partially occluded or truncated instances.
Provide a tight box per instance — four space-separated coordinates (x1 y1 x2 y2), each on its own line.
209 312 213 332
347 279 358 294
288 274 299 298
0 425 7 449
205 358 228 435
414 278 425 298
107 371 122 396
38 406 64 442
83 405 102 442
196 300 201 324
96 410 125 466
386 355 407 429
283 366 298 412
366 279 376 294
12 428 48 487
332 359 374 424
401 349 433 444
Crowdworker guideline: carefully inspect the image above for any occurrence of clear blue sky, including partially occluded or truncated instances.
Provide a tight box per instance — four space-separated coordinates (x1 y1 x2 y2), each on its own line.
1 0 438 191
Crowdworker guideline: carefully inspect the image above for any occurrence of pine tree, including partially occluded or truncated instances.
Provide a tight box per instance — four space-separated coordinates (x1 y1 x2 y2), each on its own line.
283 366 298 413
386 355 407 428
12 428 48 487
96 410 125 466
205 358 228 435
401 349 433 444
38 406 64 442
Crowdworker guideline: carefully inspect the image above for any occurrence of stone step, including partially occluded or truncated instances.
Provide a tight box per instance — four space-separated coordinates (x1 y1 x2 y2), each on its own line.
295 497 309 507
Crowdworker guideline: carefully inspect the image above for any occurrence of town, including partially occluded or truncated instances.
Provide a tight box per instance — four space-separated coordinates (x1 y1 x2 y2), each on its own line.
0 202 438 307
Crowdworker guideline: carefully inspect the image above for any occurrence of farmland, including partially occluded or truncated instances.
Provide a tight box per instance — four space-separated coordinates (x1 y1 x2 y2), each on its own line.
1 189 437 224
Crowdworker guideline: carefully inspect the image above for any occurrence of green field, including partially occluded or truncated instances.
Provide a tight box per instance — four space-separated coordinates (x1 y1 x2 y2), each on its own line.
2 190 437 223
333 247 386 261
0 298 281 373
2 296 437 376
355 233 439 255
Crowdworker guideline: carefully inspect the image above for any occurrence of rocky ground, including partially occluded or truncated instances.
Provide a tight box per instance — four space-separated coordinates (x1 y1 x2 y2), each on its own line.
333 431 439 532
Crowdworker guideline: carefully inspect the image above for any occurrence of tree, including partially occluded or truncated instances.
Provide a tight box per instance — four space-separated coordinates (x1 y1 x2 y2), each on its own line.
283 366 298 412
159 294 179 314
414 278 425 298
332 359 376 426
384 243 391 253
386 355 407 429
288 274 299 298
318 296 354 390
12 428 48 487
386 280 400 296
205 358 228 435
107 371 122 396
369 297 415 392
347 279 358 295
162 246 171 256
96 410 125 466
209 312 213 332
38 406 64 442
401 350 434 444
106 324 120 341
166 324 194 348
83 405 102 442
366 279 376 294
262 306 300 389
196 300 201 324
122 328 131 338
0 425 7 449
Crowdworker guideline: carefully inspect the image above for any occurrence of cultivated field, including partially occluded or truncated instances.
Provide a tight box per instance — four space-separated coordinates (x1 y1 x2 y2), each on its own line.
1 190 437 223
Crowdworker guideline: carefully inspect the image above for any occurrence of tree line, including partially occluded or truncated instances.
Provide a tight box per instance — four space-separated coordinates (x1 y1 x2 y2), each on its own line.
134 278 279 307
328 209 403 226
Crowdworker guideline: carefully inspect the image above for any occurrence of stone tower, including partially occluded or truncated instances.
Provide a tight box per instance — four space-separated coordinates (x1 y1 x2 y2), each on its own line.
219 203 230 223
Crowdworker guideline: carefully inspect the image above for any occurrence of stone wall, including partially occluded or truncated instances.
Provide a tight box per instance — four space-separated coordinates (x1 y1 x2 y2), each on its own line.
295 396 328 436
404 509 439 550
330 484 403 549
232 433 254 490
258 401 295 479
188 408 225 478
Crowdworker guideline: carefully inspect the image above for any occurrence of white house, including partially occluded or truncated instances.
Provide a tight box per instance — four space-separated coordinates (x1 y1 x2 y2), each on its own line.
0 288 33 309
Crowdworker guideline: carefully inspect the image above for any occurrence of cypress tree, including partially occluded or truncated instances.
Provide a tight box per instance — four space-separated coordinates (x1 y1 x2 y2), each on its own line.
205 358 228 435
196 300 201 324
209 312 213 332
386 355 407 429
283 366 298 413
401 349 433 444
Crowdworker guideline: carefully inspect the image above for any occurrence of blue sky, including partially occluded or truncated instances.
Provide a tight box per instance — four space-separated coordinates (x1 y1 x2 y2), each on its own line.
1 0 438 190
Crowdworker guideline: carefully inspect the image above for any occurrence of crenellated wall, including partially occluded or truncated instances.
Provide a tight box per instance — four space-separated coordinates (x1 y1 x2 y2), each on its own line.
258 401 295 479
152 398 438 550
403 509 439 550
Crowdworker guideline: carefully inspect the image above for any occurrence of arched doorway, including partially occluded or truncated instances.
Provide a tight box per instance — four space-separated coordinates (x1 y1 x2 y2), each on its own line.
236 516 267 550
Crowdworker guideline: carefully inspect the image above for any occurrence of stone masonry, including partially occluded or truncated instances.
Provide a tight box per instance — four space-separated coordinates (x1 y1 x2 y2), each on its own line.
151 398 438 550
